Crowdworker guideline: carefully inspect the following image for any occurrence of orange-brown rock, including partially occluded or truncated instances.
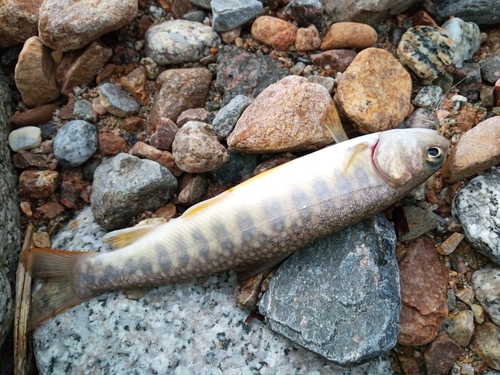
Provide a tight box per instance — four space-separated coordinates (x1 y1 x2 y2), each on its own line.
98 133 128 156
19 170 60 199
251 16 297 51
321 22 377 50
131 141 183 177
11 104 58 128
0 0 44 48
295 25 321 51
120 67 150 105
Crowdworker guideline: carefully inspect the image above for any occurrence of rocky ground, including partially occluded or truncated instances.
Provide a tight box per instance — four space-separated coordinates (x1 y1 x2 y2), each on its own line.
3 0 500 374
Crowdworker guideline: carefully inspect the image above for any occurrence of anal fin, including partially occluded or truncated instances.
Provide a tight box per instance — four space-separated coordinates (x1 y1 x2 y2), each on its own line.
236 253 291 282
124 288 151 300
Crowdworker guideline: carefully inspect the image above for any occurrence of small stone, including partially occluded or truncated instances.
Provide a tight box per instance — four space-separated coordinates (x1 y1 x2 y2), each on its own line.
183 10 206 23
0 0 43 48
481 56 500 85
14 36 60 107
335 48 411 134
8 126 42 152
412 10 438 27
227 76 334 153
38 0 137 51
396 26 455 84
207 150 257 185
398 236 449 346
470 304 485 324
295 25 321 52
150 118 179 151
56 41 112 96
121 116 144 134
446 310 474 347
289 62 306 75
145 20 220 65
212 95 253 137
455 288 475 306
172 121 229 173
176 108 209 127
441 18 480 68
53 120 98 167
424 332 462 375
130 142 183 177
12 150 49 169
321 22 377 50
120 67 149 105
251 16 298 51
140 57 159 80
436 233 464 255
20 202 32 218
219 28 241 44
443 117 500 183
39 202 65 219
413 85 443 109
453 62 482 102
153 203 176 221
98 83 140 118
473 265 500 326
310 49 357 72
285 0 322 27
33 232 50 248
19 170 59 199
73 99 95 123
98 133 128 156
397 206 438 242
234 273 267 311
307 76 335 94
211 0 262 32
10 104 58 128
177 175 207 205
471 322 500 370
447 289 457 311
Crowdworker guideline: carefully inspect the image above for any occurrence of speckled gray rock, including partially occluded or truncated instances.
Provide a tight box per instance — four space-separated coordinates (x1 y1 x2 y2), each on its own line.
285 0 322 27
145 20 220 65
480 56 500 85
259 214 400 367
427 0 500 26
452 168 500 264
98 83 139 117
212 95 253 137
53 120 98 167
32 206 397 375
442 18 480 68
91 153 177 230
212 0 263 32
0 71 21 347
473 265 500 326
396 26 455 84
413 85 443 109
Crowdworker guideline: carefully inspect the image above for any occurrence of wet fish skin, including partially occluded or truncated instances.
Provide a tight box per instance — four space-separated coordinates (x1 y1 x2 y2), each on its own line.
21 128 449 329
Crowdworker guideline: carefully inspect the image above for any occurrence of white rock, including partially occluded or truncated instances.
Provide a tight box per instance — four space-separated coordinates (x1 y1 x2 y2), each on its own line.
442 18 481 68
8 126 42 151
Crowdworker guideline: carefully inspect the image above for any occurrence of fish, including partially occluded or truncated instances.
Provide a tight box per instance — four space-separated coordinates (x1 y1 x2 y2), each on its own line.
21 128 449 330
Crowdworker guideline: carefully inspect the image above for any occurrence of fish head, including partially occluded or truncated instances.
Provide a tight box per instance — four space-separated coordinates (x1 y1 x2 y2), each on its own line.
373 128 450 186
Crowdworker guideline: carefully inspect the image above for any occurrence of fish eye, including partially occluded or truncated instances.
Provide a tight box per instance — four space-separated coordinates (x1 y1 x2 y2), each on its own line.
426 147 443 163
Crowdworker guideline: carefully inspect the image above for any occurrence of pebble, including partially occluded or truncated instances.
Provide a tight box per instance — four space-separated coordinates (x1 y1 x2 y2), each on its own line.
207 150 257 185
285 0 322 27
0 0 42 48
453 62 482 102
148 68 212 129
455 287 475 306
480 56 500 85
412 10 437 27
227 75 334 153
398 236 449 346
98 83 140 118
335 48 412 134
396 26 455 84
119 67 149 106
441 18 480 68
8 126 42 152
397 206 438 242
33 231 51 248
91 153 177 230
215 46 289 105
436 232 465 255
183 10 206 23
177 175 207 205
145 20 220 65
470 304 485 324
176 108 210 127
57 41 113 96
18 170 59 199
39 201 65 219
473 265 500 326
219 27 241 44
98 133 128 156
446 310 474 347
471 322 500 370
140 57 159 80
251 16 298 51
321 22 377 50
427 0 500 25
441 116 500 184
212 95 253 137
211 0 263 32
260 214 400 367
130 141 182 177
38 0 137 51
413 85 443 109
12 150 49 170
149 117 178 151
310 49 357 72
14 36 60 107
172 121 229 173
10 104 58 128
53 120 98 167
452 168 500 264
423 332 462 375
73 99 94 122
296 25 321 51
307 75 335 94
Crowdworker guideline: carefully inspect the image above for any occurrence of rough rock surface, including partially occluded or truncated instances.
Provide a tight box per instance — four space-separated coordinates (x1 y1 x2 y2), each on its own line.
227 76 334 152
452 168 500 264
321 22 377 50
98 83 140 117
211 0 263 32
212 95 253 137
91 153 177 230
470 322 500 370
427 0 500 25
53 120 98 167
251 16 298 51
0 0 43 48
441 18 481 68
260 215 400 367
335 48 411 134
472 265 500 326
423 332 462 375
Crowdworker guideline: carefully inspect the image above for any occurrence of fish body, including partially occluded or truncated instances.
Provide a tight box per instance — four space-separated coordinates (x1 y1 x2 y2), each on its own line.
22 128 449 329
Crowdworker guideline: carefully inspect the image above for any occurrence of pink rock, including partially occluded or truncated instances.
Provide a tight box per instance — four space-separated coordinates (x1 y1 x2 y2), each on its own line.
98 133 128 156
251 16 298 51
150 117 179 151
424 332 462 375
310 49 357 72
176 108 210 127
0 0 44 48
296 25 321 51
321 22 377 50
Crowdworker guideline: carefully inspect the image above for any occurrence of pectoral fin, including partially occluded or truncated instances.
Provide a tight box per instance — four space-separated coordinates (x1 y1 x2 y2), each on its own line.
323 100 349 144
343 142 370 176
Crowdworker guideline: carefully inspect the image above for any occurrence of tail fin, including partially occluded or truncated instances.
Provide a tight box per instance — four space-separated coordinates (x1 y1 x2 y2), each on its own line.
20 248 98 330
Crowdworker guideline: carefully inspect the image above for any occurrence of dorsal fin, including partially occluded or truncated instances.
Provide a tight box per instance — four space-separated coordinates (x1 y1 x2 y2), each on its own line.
342 142 370 176
323 100 349 143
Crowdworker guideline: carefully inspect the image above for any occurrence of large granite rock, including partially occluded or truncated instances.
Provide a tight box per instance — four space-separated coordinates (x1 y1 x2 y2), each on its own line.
259 214 400 367
32 207 397 374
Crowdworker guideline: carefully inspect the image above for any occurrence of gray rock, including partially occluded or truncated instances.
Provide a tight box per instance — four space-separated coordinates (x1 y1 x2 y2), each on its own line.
428 0 500 25
285 0 322 27
98 83 139 117
480 56 500 85
183 10 207 23
145 20 220 65
397 206 438 242
413 85 443 109
0 70 21 349
212 95 253 137
473 265 500 326
308 75 335 94
442 18 480 68
53 120 98 167
212 0 263 32
91 153 177 230
452 168 500 264
32 207 397 375
73 99 95 122
207 150 257 185
259 214 400 367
